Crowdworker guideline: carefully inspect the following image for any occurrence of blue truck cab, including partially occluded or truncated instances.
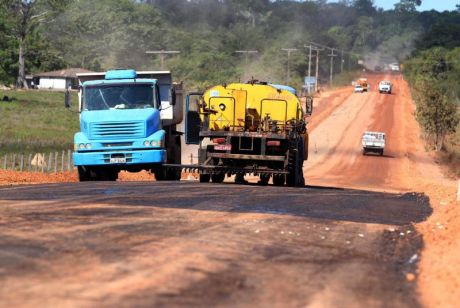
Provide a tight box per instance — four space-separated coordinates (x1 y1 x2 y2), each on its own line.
67 69 183 181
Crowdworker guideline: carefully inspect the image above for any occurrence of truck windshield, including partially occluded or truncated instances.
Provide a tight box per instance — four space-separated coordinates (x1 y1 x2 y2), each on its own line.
83 84 155 111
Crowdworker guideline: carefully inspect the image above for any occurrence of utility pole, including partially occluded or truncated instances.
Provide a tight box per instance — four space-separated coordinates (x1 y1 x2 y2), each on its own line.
235 50 258 65
315 48 320 93
146 50 181 70
341 49 344 73
304 44 323 93
328 48 337 86
281 48 298 83
307 44 312 79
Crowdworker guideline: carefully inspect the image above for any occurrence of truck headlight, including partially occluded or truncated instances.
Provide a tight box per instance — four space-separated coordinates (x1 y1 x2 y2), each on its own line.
85 143 92 149
143 140 150 147
150 140 157 147
79 143 85 150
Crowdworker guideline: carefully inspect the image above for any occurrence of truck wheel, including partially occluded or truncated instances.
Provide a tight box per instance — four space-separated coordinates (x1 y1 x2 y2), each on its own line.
153 167 166 181
211 173 225 183
166 168 181 181
259 174 270 185
154 167 180 181
273 174 285 186
199 174 211 183
287 138 305 187
77 166 90 182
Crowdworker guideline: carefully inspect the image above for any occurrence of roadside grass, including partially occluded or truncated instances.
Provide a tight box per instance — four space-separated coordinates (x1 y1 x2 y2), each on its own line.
0 89 79 155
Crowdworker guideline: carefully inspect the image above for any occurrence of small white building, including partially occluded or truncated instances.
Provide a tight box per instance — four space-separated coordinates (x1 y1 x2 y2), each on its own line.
35 68 94 90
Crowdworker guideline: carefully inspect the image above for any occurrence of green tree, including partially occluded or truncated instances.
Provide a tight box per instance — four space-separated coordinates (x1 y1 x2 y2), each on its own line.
414 78 459 150
394 0 422 13
0 0 69 88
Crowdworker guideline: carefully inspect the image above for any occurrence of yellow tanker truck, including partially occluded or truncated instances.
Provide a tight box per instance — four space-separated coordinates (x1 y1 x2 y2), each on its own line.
181 80 313 186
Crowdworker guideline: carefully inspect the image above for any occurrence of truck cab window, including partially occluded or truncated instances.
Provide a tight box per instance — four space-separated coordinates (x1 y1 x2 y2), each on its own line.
84 83 155 111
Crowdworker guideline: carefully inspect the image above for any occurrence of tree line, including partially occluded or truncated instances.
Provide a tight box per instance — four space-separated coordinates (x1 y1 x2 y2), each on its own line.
0 0 458 89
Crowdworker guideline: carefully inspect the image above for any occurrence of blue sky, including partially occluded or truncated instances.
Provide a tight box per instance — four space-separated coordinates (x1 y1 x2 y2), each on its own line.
328 0 458 11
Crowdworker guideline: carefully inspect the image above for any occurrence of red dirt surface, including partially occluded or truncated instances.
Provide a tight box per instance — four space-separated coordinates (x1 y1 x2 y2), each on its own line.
304 74 459 307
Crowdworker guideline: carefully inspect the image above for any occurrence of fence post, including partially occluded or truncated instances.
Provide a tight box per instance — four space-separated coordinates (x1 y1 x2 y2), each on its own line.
60 150 64 172
12 154 16 171
48 152 52 172
54 151 58 173
3 154 7 169
67 150 71 171
27 153 32 172
20 154 24 171
41 153 45 173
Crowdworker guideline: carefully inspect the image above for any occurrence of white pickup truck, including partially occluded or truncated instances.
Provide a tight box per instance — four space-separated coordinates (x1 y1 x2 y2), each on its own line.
378 81 392 94
362 132 385 155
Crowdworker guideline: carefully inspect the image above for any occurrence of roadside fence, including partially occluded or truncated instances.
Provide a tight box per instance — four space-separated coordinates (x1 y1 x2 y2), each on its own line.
1 150 74 173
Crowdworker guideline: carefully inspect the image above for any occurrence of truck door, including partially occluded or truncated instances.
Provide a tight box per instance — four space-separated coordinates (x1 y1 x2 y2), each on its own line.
185 93 203 144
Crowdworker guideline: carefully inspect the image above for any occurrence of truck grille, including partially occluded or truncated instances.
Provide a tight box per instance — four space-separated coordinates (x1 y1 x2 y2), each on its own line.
90 121 145 140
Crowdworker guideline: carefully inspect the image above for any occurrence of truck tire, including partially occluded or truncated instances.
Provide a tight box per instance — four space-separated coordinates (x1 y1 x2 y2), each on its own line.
211 173 225 183
165 135 182 180
259 174 270 185
199 174 211 183
287 138 305 187
155 135 182 181
153 167 176 181
78 166 90 182
273 174 285 186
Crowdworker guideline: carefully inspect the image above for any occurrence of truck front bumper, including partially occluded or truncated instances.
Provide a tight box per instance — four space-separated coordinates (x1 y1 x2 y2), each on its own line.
73 149 166 166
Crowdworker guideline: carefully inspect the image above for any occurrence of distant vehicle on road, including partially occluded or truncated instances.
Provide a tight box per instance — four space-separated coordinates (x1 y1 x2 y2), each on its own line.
362 132 385 156
389 63 400 72
379 81 392 94
356 78 370 92
354 85 364 93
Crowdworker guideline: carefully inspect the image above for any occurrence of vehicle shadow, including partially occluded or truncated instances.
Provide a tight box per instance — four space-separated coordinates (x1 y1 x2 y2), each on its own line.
0 182 432 226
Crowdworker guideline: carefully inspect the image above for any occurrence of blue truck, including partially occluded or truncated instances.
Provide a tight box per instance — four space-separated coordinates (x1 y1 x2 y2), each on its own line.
65 69 183 181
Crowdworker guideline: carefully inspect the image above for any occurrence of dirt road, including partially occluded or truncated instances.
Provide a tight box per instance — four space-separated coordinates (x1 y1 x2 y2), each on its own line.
0 74 457 307
0 182 429 307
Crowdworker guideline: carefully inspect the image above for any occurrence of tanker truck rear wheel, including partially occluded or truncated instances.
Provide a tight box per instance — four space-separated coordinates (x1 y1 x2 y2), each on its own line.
259 174 270 185
199 174 211 183
273 174 285 186
211 173 225 183
287 138 305 187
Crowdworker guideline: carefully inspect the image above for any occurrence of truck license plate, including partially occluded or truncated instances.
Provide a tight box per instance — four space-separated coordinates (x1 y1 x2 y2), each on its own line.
110 157 126 163
214 144 231 151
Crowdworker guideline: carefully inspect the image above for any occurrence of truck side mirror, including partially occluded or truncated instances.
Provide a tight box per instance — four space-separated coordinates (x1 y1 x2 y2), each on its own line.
305 96 313 116
64 89 71 108
169 88 176 106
